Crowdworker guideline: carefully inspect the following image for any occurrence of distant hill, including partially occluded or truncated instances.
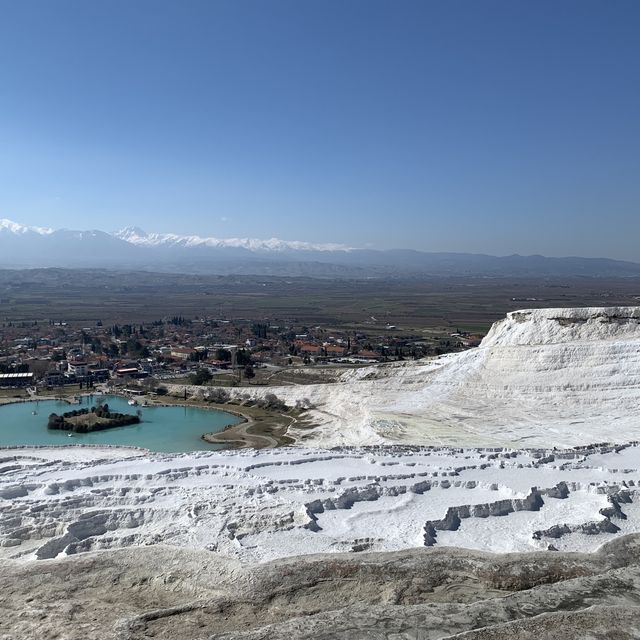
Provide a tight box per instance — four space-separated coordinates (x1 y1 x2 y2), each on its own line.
2 218 640 278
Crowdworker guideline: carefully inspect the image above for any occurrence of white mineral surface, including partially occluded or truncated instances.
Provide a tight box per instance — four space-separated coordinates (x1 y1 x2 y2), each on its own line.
200 306 640 448
3 307 640 564
1 442 639 563
4 307 640 638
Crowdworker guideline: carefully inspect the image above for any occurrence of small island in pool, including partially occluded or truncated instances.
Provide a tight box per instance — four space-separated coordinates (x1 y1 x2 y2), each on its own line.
47 403 141 434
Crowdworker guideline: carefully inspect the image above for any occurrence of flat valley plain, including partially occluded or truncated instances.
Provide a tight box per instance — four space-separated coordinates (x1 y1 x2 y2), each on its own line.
1 268 640 333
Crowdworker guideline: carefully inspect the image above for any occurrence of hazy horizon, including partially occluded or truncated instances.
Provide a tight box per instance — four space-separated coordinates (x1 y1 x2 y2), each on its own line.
1 1 639 260
3 216 640 264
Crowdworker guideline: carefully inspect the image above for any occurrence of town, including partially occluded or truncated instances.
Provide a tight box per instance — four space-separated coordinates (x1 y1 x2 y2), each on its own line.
0 314 483 393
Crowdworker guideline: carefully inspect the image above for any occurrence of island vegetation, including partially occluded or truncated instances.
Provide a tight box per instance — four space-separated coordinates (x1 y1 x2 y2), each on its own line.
47 403 140 433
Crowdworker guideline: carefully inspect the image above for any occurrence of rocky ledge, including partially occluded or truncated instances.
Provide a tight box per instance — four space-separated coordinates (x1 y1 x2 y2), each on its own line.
3 535 640 639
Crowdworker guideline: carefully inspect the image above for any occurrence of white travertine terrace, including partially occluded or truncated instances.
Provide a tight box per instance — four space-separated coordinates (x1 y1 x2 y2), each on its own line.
2 307 640 566
1 443 639 563
203 307 640 448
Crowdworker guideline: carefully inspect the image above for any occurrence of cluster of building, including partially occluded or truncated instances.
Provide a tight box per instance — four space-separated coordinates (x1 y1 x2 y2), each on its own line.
0 316 482 389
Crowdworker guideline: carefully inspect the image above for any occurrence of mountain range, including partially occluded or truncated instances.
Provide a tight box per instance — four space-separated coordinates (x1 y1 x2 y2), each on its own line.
2 218 640 278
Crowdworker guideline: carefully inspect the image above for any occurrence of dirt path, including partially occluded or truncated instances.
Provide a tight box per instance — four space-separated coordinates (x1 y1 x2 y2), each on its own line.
202 411 296 449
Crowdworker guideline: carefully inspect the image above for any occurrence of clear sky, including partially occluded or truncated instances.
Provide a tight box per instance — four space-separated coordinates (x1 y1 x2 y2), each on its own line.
0 0 639 258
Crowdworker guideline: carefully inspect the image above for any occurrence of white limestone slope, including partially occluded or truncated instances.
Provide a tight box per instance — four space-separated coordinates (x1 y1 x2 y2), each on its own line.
3 307 640 566
2 443 639 563
379 306 640 447
217 307 640 448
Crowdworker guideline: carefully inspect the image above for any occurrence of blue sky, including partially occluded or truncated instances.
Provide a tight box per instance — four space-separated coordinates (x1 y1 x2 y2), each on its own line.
0 0 639 258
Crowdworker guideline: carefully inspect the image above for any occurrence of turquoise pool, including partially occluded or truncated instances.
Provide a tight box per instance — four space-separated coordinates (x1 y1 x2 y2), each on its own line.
0 395 242 452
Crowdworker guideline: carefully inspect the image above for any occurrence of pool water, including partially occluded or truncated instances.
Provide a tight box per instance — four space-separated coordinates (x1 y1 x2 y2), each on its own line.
0 395 242 452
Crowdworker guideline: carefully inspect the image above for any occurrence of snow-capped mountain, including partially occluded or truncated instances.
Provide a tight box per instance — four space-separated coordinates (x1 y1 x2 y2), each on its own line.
0 218 53 236
2 217 640 277
114 226 353 253
0 219 138 268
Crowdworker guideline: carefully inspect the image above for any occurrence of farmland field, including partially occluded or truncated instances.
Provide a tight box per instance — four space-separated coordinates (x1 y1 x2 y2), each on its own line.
1 268 639 333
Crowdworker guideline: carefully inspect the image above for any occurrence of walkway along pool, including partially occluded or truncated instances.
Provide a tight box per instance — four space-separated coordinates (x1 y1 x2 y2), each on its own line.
0 395 243 452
